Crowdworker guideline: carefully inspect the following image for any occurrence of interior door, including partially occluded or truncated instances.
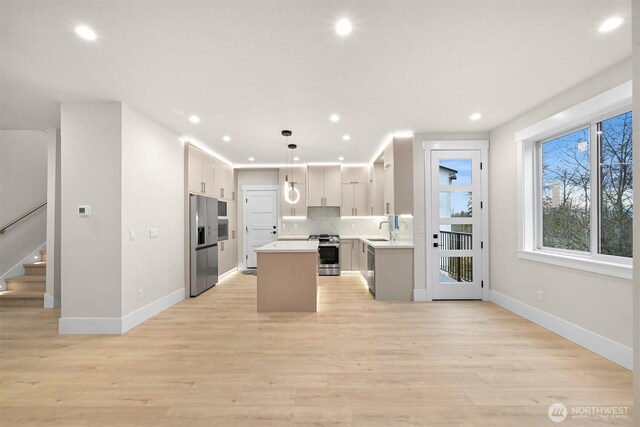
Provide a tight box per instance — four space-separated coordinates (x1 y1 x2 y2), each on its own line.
244 189 278 268
430 150 482 299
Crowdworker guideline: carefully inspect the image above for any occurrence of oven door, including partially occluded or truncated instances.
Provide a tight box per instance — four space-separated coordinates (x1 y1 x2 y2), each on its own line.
318 244 340 276
218 219 229 241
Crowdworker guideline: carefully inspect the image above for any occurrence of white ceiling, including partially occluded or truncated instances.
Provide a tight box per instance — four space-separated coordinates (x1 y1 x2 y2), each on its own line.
0 1 632 165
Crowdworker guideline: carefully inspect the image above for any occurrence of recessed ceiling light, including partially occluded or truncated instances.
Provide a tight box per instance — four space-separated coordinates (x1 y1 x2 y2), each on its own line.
599 17 623 33
189 115 200 124
293 156 300 161
342 134 351 141
330 114 340 122
335 19 352 36
222 135 231 142
74 25 97 41
338 156 345 161
470 113 482 121
248 157 255 162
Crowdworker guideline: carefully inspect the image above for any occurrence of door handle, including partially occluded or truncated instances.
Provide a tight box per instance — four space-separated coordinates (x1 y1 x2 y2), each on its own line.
433 243 439 248
272 231 276 234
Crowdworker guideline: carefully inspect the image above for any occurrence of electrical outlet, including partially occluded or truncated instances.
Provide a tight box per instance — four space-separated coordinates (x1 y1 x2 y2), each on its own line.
138 289 144 301
351 223 356 230
293 223 298 230
129 230 136 241
149 228 159 239
537 290 544 302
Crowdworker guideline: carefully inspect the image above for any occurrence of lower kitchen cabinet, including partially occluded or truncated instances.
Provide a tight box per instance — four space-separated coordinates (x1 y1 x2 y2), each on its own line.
371 247 414 301
359 240 367 278
339 239 364 272
339 240 354 271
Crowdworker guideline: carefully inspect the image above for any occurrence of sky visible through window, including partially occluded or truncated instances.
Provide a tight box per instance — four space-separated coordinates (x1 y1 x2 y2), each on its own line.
439 159 472 215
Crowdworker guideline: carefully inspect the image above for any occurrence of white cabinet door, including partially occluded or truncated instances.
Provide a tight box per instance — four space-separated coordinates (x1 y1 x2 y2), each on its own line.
341 167 367 184
351 240 361 272
353 183 367 217
203 154 215 197
340 183 354 216
188 145 204 194
340 240 353 271
383 164 395 215
323 166 341 206
307 166 324 206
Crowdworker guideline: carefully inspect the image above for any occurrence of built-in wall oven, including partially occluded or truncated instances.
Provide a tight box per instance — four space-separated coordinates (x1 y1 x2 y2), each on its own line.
218 219 229 241
308 234 340 276
218 200 227 217
217 200 228 241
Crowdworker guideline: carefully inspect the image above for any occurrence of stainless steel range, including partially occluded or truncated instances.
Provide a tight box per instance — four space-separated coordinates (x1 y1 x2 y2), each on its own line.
308 234 340 276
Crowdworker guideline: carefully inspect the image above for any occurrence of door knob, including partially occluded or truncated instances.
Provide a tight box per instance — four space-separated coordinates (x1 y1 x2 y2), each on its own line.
272 231 277 234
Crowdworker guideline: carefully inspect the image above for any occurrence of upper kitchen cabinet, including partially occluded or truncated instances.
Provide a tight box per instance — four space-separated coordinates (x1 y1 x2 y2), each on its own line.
307 165 341 207
279 167 307 217
213 158 235 201
187 144 215 196
340 166 367 216
381 136 413 215
368 162 385 216
340 166 367 184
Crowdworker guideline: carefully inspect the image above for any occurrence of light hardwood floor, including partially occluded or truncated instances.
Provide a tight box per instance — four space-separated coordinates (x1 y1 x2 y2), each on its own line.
0 273 633 426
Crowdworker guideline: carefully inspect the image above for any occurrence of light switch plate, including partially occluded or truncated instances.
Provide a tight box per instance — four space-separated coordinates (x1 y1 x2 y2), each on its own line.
78 205 91 216
129 230 136 241
149 228 159 239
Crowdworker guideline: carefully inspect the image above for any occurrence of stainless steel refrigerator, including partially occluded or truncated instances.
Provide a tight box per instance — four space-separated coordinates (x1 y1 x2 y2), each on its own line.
190 194 219 297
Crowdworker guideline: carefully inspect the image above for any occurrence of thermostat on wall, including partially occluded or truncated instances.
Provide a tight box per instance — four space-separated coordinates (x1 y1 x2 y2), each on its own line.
78 205 91 216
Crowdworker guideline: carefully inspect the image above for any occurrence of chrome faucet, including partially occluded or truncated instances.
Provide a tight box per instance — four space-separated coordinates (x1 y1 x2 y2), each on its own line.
379 221 393 241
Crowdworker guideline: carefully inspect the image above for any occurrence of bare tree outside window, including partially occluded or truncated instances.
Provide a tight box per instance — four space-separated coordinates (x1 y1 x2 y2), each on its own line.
541 128 591 251
598 112 633 258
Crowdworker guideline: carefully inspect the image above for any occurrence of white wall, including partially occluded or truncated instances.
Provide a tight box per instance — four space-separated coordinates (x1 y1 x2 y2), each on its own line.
411 132 490 300
0 130 48 275
236 169 279 266
489 59 633 351
60 103 123 321
60 102 184 334
45 128 61 307
121 104 184 317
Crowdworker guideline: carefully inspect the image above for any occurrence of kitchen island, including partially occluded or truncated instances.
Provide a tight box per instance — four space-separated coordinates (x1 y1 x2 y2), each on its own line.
255 240 319 312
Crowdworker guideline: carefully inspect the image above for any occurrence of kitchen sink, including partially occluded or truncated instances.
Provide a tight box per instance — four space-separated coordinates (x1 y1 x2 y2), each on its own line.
366 238 389 242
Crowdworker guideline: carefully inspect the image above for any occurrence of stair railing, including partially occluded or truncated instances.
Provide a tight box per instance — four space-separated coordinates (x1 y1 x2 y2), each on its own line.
0 202 47 235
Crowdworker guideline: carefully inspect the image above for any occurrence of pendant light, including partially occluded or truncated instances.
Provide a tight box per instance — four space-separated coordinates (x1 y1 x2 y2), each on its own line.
282 130 300 204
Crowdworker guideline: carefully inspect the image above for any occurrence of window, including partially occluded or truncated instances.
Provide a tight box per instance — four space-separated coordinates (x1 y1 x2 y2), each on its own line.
537 111 633 259
516 82 632 279
541 127 591 252
598 112 633 258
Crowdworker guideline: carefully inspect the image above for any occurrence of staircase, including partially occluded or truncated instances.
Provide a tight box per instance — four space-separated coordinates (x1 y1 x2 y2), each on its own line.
0 250 46 308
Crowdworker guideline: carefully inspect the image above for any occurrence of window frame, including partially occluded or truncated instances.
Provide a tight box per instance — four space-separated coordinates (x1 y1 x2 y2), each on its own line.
516 82 633 280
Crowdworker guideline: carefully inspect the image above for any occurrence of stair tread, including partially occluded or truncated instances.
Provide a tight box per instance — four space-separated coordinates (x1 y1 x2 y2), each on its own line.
0 290 44 299
5 275 46 282
23 262 46 268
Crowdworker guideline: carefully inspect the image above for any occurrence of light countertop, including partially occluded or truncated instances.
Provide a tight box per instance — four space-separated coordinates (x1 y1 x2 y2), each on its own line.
278 235 413 249
256 240 319 253
350 236 414 249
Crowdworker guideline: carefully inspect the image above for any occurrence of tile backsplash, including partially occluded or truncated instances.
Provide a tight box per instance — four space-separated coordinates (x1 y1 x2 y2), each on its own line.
281 207 413 241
